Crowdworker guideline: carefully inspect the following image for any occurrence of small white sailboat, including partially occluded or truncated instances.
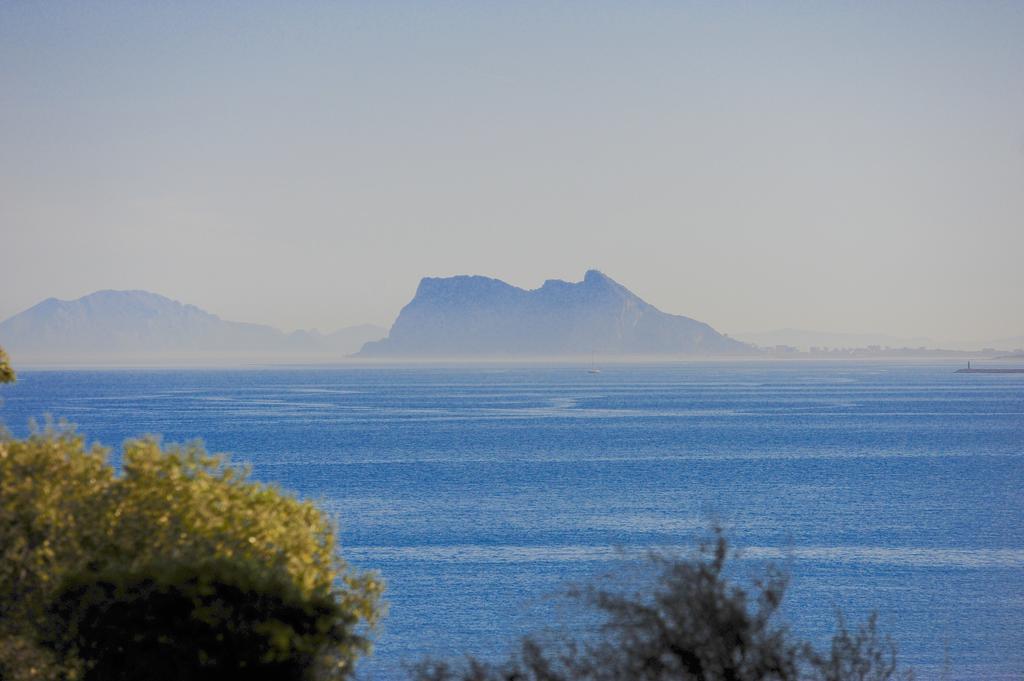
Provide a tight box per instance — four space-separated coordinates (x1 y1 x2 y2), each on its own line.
588 351 601 374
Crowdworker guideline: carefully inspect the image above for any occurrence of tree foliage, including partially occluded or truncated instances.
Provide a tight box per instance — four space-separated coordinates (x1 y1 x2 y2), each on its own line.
804 613 908 681
42 563 360 681
0 347 14 384
410 532 912 681
0 428 382 680
0 429 111 627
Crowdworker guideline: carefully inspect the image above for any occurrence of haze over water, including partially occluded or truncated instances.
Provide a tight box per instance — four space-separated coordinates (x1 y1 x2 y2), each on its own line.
3 3 1023 344
2 361 1021 680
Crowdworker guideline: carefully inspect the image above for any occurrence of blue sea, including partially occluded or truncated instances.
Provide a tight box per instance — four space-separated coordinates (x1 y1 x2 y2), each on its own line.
1 361 1022 679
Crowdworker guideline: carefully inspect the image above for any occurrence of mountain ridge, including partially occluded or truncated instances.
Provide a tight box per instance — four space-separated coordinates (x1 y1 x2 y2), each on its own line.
0 290 385 362
359 270 750 357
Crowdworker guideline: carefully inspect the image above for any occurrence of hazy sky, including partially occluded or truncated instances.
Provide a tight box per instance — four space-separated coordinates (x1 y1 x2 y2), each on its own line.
2 2 1022 342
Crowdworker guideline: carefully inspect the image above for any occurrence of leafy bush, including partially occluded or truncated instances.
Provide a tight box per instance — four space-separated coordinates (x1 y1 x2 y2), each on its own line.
0 429 112 628
0 347 14 384
42 562 359 681
0 429 382 680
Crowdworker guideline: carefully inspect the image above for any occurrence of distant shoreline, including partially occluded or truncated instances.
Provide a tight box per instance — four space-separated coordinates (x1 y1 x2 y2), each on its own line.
955 367 1024 374
5 355 1020 371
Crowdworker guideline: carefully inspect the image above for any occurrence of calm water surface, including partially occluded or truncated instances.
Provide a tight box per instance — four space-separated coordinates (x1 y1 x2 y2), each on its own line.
1 361 1022 679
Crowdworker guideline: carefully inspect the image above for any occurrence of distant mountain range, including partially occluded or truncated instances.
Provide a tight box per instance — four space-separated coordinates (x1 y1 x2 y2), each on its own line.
359 270 751 357
8 278 1010 364
734 328 1024 353
972 335 1024 352
0 290 385 363
732 328 935 351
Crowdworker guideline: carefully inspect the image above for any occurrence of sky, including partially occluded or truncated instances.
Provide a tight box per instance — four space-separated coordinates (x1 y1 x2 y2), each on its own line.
2 1 1022 344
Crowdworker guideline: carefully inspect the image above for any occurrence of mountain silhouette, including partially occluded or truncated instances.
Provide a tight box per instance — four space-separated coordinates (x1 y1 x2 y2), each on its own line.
360 270 750 356
0 290 384 362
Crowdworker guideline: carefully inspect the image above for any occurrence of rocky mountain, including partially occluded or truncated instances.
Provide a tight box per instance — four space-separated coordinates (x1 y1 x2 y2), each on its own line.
0 290 385 363
359 270 750 356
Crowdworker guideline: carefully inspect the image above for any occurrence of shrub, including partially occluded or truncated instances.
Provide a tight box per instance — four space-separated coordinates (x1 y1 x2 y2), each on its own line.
409 532 911 681
0 347 14 384
0 430 382 680
43 562 358 681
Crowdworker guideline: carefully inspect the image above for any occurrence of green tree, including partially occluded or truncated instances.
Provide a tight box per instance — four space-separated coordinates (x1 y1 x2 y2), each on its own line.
0 430 382 681
43 562 363 681
0 346 14 384
0 429 111 626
